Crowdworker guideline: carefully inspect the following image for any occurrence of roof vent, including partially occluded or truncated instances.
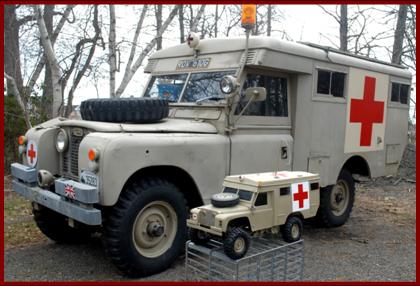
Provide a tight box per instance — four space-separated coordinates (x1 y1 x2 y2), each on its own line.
240 50 258 66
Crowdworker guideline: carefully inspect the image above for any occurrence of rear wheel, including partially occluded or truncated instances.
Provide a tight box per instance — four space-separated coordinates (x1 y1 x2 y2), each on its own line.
33 204 93 243
316 169 355 227
223 227 250 260
281 216 302 243
103 178 187 277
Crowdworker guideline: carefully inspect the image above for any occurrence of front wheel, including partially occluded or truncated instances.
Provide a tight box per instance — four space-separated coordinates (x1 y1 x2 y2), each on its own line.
316 169 355 227
223 227 250 260
103 178 187 277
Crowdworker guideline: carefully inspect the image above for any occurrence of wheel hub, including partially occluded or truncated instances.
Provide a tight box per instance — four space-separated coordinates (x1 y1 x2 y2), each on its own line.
330 180 350 216
147 222 164 237
234 237 245 253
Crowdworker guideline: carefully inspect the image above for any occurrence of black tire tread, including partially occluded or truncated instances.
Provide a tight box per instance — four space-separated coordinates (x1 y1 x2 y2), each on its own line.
80 98 169 123
316 169 355 227
281 216 303 243
223 227 250 260
33 206 92 244
103 177 187 277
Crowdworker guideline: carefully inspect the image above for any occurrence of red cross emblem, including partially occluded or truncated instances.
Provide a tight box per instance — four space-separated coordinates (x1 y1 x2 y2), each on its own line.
293 184 308 209
64 184 76 199
28 143 37 163
349 76 384 147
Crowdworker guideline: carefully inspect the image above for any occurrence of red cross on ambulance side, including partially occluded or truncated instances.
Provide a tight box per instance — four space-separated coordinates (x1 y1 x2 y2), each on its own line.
291 182 310 212
349 76 385 147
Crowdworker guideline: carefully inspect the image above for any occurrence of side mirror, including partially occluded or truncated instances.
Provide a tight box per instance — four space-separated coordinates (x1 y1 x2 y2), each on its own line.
244 87 266 102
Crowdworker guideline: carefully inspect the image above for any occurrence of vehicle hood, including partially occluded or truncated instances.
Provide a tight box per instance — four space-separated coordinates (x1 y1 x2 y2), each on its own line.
36 117 217 134
197 204 251 214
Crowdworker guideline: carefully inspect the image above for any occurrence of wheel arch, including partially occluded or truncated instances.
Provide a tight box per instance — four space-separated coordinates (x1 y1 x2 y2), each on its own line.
341 155 371 178
227 217 251 231
122 165 204 210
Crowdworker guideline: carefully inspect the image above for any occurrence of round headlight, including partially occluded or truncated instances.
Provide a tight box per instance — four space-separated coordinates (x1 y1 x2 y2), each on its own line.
220 75 237 94
55 129 68 152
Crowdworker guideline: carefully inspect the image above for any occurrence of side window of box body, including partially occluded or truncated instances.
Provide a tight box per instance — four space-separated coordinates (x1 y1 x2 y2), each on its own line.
316 69 346 98
390 81 411 105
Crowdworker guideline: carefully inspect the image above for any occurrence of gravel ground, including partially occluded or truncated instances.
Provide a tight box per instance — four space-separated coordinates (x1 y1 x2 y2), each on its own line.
4 180 416 282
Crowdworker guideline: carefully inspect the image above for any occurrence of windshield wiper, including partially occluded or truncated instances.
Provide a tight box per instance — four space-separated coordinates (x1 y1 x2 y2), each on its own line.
195 96 226 104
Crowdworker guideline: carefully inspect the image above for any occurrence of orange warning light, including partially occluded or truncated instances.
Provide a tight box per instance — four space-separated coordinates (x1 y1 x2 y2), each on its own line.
18 135 26 145
88 148 98 161
241 4 256 29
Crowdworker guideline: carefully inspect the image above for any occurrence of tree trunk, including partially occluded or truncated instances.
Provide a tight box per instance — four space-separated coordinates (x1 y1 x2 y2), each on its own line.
109 5 117 98
42 5 54 118
4 72 31 128
214 5 218 38
267 5 272 36
392 5 408 64
155 5 163 50
4 5 24 96
340 5 348 51
179 4 185 43
35 5 63 117
190 5 206 33
115 5 179 97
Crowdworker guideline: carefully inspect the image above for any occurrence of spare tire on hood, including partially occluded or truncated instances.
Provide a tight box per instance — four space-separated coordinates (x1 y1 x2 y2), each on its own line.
211 193 240 208
80 98 169 123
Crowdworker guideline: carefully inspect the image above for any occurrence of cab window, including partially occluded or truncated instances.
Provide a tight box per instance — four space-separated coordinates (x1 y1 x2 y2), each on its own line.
235 74 288 117
223 187 237 194
144 74 188 102
254 193 267 206
391 82 410 104
316 69 346 97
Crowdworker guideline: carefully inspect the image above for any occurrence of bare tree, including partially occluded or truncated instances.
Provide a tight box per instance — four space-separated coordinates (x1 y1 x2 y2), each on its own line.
190 5 206 33
115 5 179 97
109 5 117 98
179 5 185 43
155 5 163 50
340 5 348 51
34 5 63 117
267 5 272 36
391 5 408 64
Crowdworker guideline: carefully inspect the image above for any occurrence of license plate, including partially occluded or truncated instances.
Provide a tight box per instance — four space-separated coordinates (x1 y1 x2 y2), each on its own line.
80 171 99 187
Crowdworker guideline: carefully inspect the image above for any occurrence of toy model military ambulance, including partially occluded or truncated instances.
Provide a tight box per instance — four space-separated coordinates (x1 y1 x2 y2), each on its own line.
11 5 411 277
187 171 320 259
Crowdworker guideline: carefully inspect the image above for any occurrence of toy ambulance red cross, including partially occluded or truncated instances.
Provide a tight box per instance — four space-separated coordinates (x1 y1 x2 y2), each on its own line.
349 76 384 147
291 181 310 211
26 140 38 167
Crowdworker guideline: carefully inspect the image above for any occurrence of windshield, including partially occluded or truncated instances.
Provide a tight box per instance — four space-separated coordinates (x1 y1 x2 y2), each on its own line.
143 71 235 103
182 71 235 102
222 187 253 201
144 74 188 102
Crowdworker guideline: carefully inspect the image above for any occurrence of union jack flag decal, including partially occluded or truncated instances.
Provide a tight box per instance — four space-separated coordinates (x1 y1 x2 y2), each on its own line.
64 184 76 199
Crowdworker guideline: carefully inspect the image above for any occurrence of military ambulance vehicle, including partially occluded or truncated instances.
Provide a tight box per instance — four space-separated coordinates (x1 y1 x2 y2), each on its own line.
11 5 411 277
187 171 320 259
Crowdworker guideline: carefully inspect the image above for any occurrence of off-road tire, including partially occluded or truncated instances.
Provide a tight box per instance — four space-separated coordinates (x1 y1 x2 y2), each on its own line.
316 169 355 227
211 193 240 208
80 98 169 123
281 216 303 243
33 204 92 243
223 227 250 260
189 228 211 245
103 178 187 277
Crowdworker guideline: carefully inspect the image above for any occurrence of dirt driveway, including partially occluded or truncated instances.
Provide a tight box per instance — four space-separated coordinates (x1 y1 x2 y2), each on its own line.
4 178 416 282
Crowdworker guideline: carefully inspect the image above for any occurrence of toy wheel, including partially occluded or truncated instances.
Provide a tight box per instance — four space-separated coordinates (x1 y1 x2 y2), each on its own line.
103 178 187 277
316 169 355 227
223 227 250 259
189 228 211 245
211 193 239 208
281 216 303 243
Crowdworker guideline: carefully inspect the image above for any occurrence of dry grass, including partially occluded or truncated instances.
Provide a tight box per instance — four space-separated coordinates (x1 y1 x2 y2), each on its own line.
4 188 46 249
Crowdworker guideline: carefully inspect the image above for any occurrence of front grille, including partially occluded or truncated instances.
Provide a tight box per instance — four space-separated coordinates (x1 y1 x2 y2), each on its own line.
199 211 215 227
62 128 87 180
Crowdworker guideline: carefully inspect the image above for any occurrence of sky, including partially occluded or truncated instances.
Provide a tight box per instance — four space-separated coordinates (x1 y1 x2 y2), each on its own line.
49 4 415 120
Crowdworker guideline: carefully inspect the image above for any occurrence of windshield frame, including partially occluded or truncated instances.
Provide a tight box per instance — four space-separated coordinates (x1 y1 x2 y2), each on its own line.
143 69 236 105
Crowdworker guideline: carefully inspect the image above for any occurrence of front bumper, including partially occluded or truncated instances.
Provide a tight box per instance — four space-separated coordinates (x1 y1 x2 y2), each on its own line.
11 163 102 226
187 219 223 236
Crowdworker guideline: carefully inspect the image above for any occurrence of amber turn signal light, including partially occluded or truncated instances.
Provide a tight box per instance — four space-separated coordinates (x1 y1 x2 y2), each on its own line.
88 148 99 161
241 4 256 29
18 135 27 145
